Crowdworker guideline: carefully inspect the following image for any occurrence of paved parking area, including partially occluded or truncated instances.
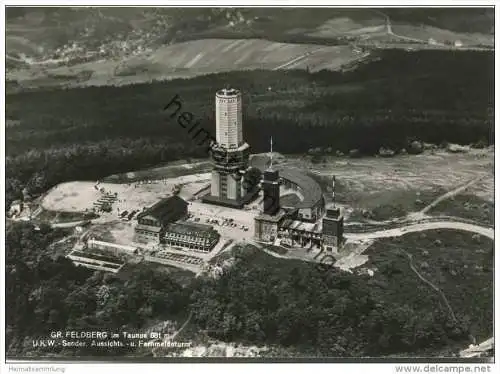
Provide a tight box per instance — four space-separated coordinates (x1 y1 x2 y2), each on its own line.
187 201 257 241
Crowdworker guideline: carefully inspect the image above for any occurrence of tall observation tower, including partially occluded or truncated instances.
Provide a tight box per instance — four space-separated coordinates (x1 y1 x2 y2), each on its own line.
204 87 250 208
215 88 243 148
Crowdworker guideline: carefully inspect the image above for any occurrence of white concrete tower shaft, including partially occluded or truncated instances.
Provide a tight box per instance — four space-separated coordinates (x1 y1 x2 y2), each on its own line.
216 88 243 149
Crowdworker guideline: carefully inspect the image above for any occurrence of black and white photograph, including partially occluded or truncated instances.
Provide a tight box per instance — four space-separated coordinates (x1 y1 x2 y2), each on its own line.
1 2 496 373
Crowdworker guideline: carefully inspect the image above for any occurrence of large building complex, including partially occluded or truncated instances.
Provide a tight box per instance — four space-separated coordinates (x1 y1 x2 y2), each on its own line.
134 195 188 243
134 197 220 253
252 144 343 252
254 171 344 252
133 87 344 256
203 88 251 208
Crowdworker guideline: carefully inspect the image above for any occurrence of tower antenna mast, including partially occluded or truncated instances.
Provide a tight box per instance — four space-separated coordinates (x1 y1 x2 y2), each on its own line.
332 176 336 208
270 136 273 169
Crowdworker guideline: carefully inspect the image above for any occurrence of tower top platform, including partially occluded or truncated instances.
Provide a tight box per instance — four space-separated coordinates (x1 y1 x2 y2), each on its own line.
216 88 241 97
325 205 343 219
263 169 279 182
212 142 250 153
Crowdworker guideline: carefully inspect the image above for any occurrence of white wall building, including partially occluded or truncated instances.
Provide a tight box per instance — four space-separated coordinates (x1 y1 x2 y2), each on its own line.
215 88 243 149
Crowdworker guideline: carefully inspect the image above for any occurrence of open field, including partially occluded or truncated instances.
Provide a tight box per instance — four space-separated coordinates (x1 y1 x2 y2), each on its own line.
426 194 494 226
7 39 363 89
459 177 494 203
363 229 493 343
301 149 493 221
33 208 90 224
42 181 168 213
390 24 493 47
41 173 211 215
307 16 385 38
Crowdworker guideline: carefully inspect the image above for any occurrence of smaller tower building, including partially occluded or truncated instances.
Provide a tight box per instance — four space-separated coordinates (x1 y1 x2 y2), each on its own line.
321 175 343 252
262 169 280 216
322 207 344 252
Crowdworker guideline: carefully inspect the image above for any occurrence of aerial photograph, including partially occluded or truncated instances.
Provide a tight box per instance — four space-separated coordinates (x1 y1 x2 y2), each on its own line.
3 5 495 365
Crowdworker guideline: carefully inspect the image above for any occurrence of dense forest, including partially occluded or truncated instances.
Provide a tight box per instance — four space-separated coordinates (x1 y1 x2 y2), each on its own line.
7 223 484 358
189 245 474 357
5 222 190 357
5 49 493 210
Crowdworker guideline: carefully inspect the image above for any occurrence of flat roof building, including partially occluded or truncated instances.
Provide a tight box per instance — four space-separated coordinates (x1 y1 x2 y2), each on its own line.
164 221 220 252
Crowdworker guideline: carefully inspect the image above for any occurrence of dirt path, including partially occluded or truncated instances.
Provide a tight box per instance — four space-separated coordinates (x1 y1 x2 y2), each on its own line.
420 174 487 215
51 220 88 228
400 249 457 322
152 311 193 357
171 312 193 341
272 47 326 71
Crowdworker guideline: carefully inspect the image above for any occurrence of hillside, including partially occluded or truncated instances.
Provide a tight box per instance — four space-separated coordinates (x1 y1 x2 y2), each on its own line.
6 7 494 89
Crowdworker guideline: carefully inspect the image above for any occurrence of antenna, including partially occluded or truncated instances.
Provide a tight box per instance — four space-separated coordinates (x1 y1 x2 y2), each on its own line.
270 136 273 169
332 176 336 208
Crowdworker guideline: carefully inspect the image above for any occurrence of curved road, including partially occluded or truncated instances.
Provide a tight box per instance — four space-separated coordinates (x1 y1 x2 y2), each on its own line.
255 218 493 267
345 220 493 241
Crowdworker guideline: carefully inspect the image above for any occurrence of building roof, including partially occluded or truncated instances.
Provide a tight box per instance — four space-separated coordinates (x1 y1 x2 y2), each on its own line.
277 168 324 209
202 194 244 209
281 219 323 234
249 154 271 170
255 210 287 223
165 222 219 239
280 193 302 208
137 195 188 223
